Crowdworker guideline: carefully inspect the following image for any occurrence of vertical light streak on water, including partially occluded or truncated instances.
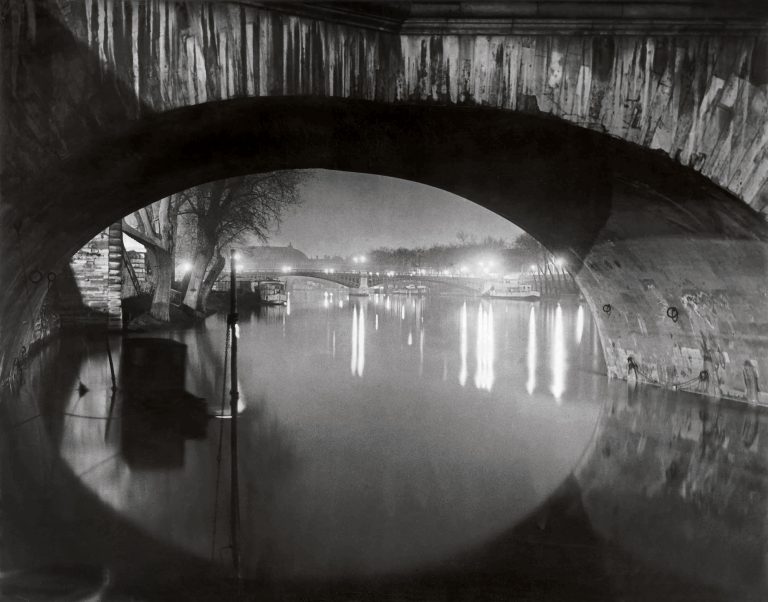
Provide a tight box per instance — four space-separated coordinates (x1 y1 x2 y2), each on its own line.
407 331 413 346
332 331 336 359
419 329 424 376
286 293 291 316
474 304 496 391
526 305 536 394
357 305 365 377
474 305 483 389
487 303 495 391
375 314 379 331
575 304 584 344
459 302 467 386
339 300 344 308
551 303 565 402
351 305 358 375
323 292 329 309
385 297 391 311
401 305 405 320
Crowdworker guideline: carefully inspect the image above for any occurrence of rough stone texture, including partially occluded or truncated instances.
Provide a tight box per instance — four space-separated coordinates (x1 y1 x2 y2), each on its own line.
54 226 123 328
41 0 768 211
571 176 768 399
107 222 123 329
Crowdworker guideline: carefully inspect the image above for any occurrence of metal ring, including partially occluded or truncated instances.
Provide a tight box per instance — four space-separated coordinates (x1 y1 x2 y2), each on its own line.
602 303 612 314
47 271 57 283
29 270 43 283
666 306 679 322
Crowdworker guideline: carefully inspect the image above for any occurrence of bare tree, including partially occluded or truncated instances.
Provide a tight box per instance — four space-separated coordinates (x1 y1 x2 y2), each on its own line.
123 195 182 321
180 171 305 312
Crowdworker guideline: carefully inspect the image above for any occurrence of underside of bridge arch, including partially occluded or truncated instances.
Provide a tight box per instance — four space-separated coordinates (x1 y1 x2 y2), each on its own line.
3 1 768 401
3 94 767 401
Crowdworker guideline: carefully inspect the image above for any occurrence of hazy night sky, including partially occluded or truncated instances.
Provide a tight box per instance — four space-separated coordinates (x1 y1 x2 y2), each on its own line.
258 170 523 258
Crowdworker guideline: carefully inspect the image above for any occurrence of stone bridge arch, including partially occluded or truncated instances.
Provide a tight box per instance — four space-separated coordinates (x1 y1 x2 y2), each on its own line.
10 0 768 209
2 1 768 402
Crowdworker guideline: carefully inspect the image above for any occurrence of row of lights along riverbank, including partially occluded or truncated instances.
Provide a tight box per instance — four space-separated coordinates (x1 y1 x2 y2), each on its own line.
177 254 567 280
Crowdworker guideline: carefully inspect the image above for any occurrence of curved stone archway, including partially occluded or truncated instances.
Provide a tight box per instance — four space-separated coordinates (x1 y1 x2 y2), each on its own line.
3 95 768 402
2 1 768 402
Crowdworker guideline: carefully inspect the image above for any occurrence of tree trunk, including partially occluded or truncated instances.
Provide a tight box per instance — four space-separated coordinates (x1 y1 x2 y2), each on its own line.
150 248 174 321
147 196 179 321
198 253 225 312
182 234 214 311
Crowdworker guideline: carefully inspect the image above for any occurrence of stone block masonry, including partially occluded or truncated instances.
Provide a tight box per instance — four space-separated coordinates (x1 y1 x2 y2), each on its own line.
56 224 123 329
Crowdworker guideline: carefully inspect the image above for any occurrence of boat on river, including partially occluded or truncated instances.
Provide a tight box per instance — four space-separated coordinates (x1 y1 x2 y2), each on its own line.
238 279 287 306
390 284 428 295
483 283 540 301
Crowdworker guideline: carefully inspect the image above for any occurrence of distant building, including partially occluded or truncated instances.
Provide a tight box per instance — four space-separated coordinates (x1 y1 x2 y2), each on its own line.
235 244 310 270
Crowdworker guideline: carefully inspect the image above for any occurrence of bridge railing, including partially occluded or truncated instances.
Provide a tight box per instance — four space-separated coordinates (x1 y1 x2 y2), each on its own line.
221 264 494 278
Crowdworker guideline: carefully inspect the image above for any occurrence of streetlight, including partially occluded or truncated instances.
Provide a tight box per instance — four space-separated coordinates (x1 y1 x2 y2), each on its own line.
181 261 192 273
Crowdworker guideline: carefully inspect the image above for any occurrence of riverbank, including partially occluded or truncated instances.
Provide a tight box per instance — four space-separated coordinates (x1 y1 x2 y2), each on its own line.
123 294 214 331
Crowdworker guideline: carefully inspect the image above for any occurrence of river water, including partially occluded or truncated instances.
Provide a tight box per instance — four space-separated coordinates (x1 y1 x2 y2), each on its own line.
4 291 767 600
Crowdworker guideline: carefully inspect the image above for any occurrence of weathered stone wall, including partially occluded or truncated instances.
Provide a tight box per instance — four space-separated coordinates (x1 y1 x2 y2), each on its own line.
55 225 123 329
570 176 768 401
48 0 768 212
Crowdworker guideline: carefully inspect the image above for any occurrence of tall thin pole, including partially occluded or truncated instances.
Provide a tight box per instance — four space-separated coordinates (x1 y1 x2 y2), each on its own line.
105 336 117 391
228 248 242 581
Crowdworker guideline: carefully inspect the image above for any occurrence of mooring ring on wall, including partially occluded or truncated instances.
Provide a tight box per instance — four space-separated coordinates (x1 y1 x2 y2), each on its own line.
666 306 679 322
47 271 57 283
29 270 43 284
602 303 612 315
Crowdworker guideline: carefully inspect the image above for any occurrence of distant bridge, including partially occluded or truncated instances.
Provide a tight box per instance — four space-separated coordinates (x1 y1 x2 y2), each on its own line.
216 267 489 294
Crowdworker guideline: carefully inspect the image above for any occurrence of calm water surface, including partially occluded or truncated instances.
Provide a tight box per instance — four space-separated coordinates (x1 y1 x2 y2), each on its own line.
6 292 609 580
